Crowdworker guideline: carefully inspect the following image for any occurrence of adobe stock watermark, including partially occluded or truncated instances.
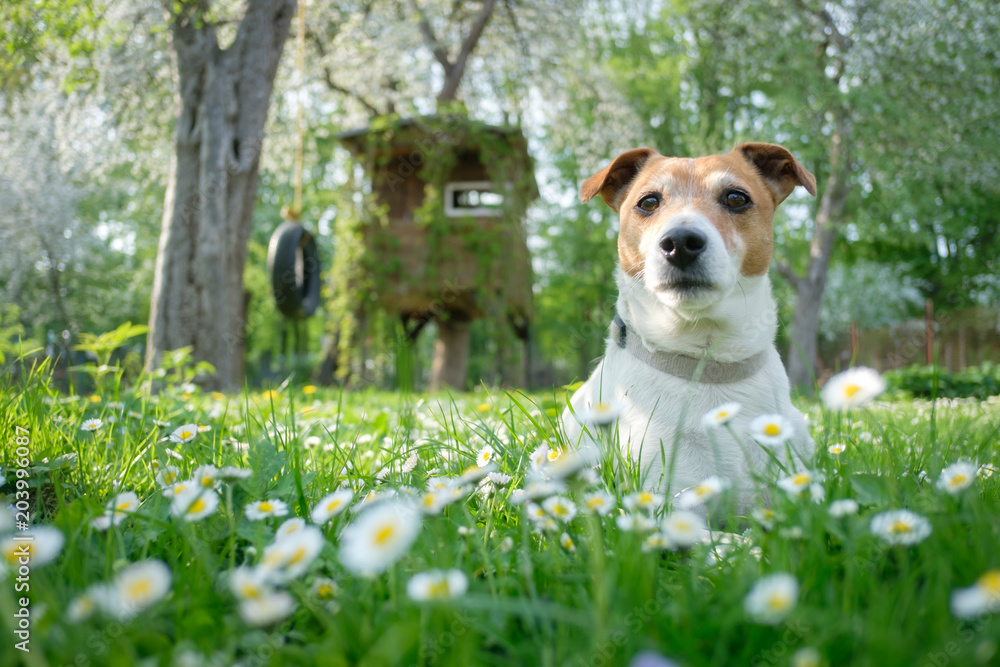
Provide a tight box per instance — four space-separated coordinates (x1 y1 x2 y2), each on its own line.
11 424 33 653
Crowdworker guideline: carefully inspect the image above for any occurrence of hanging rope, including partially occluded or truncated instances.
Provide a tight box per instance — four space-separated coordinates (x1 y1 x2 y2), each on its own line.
285 0 307 221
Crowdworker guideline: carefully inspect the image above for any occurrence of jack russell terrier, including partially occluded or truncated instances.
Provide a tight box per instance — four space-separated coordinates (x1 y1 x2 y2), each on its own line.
563 143 817 510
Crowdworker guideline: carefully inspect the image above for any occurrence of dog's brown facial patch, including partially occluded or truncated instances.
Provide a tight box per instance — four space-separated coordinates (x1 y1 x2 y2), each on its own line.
582 144 815 278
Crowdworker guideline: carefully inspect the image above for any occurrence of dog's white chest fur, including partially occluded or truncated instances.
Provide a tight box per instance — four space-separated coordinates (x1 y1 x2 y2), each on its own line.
562 270 814 505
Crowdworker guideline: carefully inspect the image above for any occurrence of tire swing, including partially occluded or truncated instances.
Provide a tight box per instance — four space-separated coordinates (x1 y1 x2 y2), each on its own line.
266 0 319 370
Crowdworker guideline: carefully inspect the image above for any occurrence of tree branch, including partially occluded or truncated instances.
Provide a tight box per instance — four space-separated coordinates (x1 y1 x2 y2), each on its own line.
775 261 803 289
307 30 382 117
408 0 455 75
436 0 496 102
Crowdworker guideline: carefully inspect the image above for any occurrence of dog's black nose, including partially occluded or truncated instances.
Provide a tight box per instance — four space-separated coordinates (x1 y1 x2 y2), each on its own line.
659 227 707 268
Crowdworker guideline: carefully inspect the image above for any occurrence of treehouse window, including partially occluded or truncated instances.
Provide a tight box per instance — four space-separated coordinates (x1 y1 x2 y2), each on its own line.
444 181 505 217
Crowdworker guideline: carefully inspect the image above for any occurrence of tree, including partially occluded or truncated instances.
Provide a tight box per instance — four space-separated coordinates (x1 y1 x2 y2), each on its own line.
145 0 296 390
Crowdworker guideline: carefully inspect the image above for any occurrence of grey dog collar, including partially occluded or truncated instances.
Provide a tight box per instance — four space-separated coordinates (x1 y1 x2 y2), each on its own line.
610 314 768 384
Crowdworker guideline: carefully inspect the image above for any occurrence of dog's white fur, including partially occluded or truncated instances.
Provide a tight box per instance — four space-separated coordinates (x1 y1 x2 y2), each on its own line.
562 146 815 509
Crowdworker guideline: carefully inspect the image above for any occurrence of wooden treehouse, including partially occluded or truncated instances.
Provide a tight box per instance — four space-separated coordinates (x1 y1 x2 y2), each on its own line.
337 116 536 390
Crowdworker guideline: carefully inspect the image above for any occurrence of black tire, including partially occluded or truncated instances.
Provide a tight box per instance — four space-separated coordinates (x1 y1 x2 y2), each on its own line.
267 221 321 320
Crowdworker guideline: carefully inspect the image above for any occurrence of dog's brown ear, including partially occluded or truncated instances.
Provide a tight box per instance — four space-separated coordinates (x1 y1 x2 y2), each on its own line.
580 148 658 212
736 143 817 204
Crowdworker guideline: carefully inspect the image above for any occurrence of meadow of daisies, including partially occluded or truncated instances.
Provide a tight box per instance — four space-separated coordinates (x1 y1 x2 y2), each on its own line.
2 359 1000 667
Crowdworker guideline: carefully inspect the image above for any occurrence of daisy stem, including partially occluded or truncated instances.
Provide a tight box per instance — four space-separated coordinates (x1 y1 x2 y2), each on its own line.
226 484 236 570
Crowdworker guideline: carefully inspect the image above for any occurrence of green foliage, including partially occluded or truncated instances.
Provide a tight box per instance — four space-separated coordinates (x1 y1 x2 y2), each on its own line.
885 363 1000 400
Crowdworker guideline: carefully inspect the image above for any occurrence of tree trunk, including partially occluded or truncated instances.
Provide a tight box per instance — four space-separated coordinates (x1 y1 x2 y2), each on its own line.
146 0 295 390
430 317 470 391
785 114 851 390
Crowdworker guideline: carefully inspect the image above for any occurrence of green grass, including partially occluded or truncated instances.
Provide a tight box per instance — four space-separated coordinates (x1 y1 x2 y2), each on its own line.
2 359 1000 667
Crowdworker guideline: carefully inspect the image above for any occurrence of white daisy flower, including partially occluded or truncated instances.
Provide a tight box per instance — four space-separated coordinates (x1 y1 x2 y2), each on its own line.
542 496 577 523
487 472 512 487
749 414 793 446
339 501 421 575
80 418 103 432
616 513 656 532
171 488 219 522
623 490 665 513
239 590 296 626
675 476 729 510
406 569 468 601
828 443 847 455
419 491 451 515
642 532 674 552
701 402 741 429
559 532 576 552
828 499 859 517
106 560 172 619
156 466 181 488
1 526 65 571
937 461 978 495
163 479 195 500
67 586 107 622
791 646 822 667
752 507 776 531
260 526 325 582
777 471 822 498
820 367 886 409
426 476 455 493
168 424 199 444
276 517 307 538
192 465 221 490
245 499 289 521
532 516 560 533
459 464 494 484
312 577 339 601
950 570 1000 619
153 419 171 428
529 445 550 469
744 572 799 624
578 400 622 427
547 446 564 462
978 464 997 479
106 491 140 526
197 424 211 432
311 489 354 524
476 445 495 468
582 490 615 516
230 566 272 601
217 466 252 481
661 511 707 548
870 509 932 545
401 451 419 473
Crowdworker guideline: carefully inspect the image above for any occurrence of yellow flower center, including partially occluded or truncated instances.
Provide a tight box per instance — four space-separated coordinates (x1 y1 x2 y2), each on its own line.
764 423 781 437
422 495 437 508
201 476 214 487
674 521 690 532
844 383 861 398
950 474 968 486
179 430 193 440
766 592 789 611
302 385 317 395
5 544 31 564
978 571 1000 595
116 501 132 512
188 498 206 514
639 492 653 504
482 451 492 461
375 524 396 545
547 449 562 461
890 520 912 534
288 547 307 565
258 501 273 513
717 411 728 419
164 472 177 484
695 485 712 496
587 498 604 509
126 579 152 600
595 402 610 412
317 584 334 600
552 504 567 516
792 474 811 485
240 584 260 599
427 579 450 598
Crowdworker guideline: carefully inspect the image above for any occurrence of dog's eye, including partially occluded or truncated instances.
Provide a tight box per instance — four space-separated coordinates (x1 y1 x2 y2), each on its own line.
637 195 660 212
722 190 752 211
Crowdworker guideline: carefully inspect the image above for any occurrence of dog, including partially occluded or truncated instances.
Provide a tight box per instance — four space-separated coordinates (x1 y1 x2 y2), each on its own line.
562 143 817 510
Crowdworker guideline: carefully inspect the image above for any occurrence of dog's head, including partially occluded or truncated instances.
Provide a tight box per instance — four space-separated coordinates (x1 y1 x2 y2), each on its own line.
581 143 816 311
